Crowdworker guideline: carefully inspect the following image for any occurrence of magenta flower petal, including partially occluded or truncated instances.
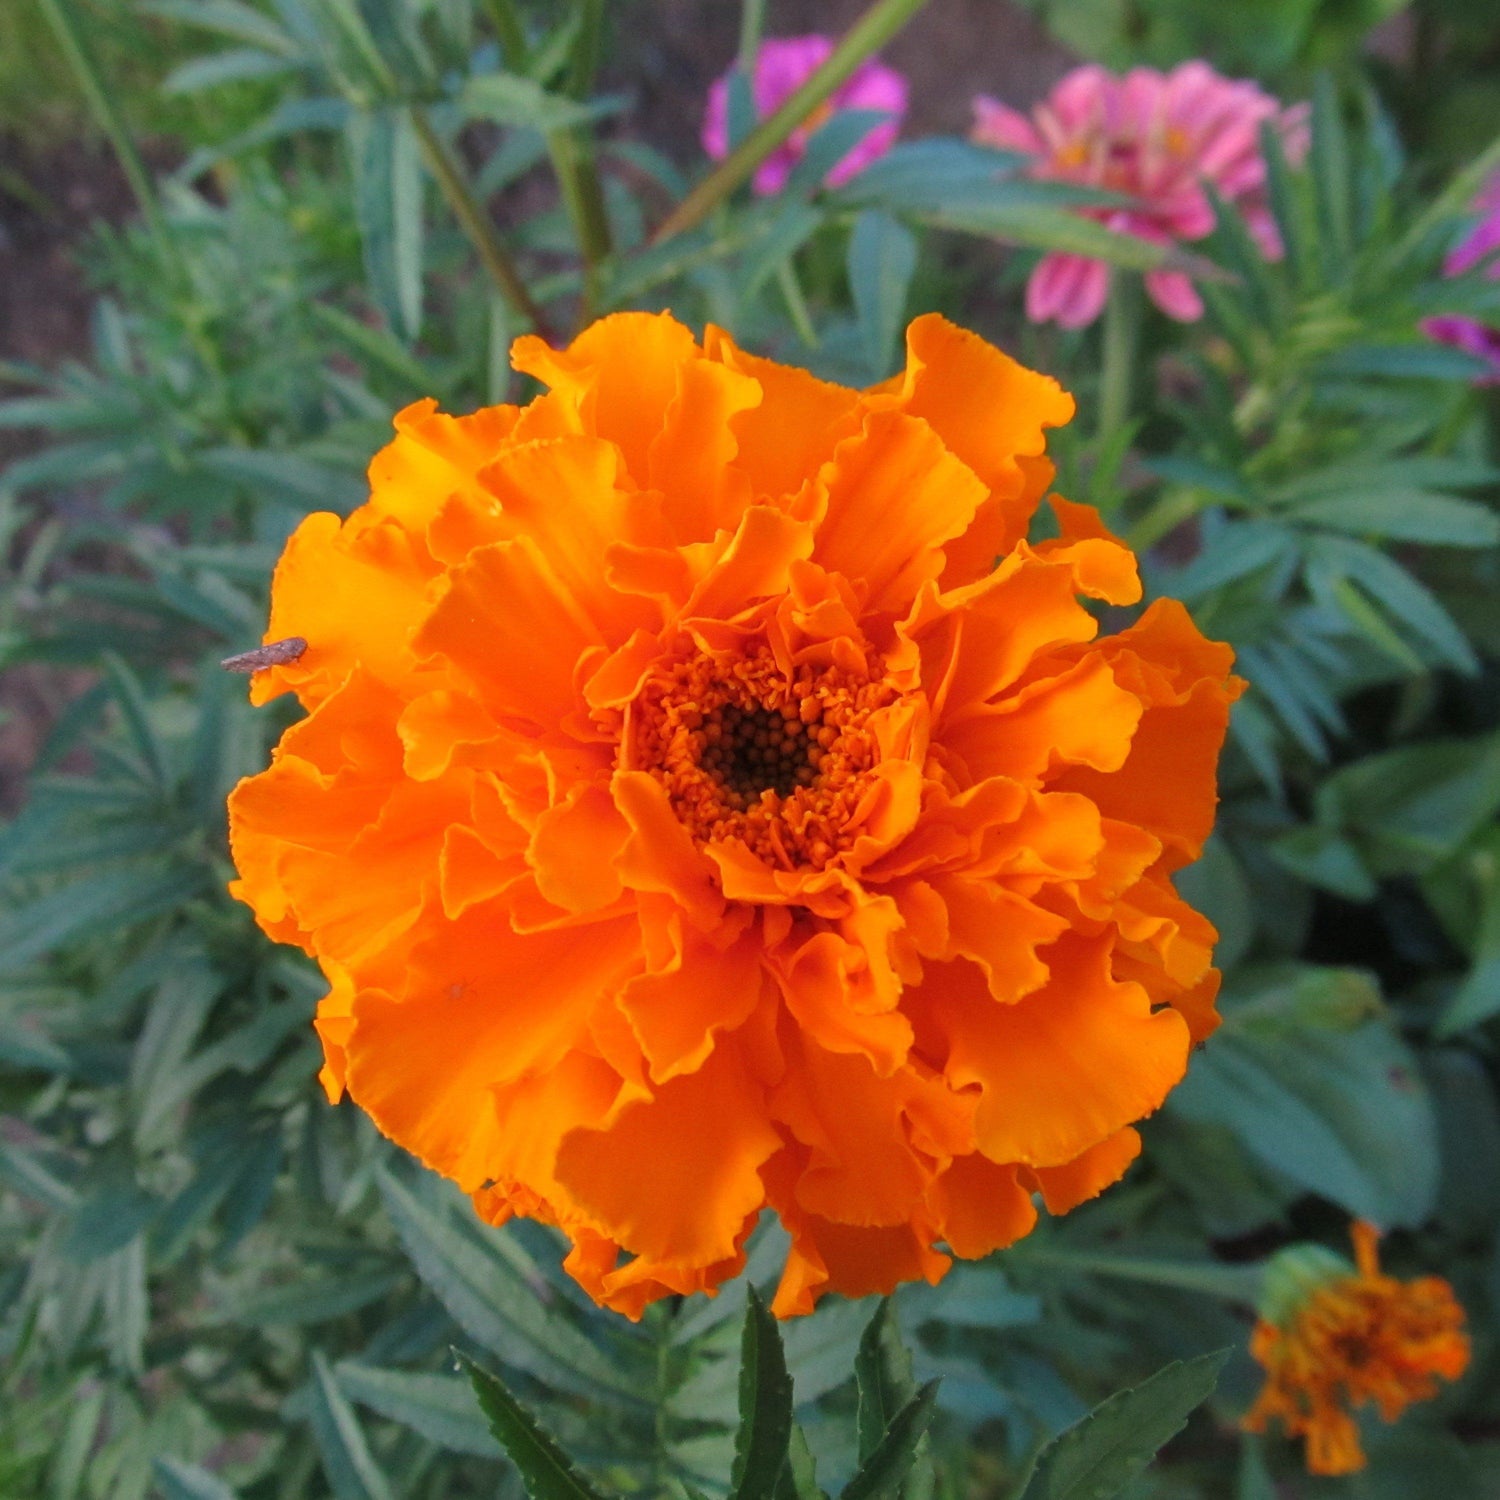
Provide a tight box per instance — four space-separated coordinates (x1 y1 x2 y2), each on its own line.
1145 268 1205 322
1425 168 1500 383
701 35 907 197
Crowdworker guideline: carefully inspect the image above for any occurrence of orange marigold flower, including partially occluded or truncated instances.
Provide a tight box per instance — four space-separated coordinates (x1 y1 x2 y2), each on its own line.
1244 1221 1470 1475
227 312 1242 1318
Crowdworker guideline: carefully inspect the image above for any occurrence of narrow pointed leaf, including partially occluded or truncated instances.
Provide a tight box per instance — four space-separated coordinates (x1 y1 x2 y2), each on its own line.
1015 1351 1228 1500
840 1380 940 1500
462 1352 616 1500
729 1286 796 1500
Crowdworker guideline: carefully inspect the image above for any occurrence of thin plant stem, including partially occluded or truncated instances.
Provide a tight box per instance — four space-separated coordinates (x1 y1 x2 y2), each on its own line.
1097 270 1139 450
777 259 819 348
738 0 767 71
548 0 612 324
1126 487 1201 554
650 0 933 246
410 108 555 341
39 0 171 260
481 0 529 67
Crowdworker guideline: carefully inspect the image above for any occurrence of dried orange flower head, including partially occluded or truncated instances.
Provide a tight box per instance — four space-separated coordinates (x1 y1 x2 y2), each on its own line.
228 312 1242 1318
1244 1222 1470 1475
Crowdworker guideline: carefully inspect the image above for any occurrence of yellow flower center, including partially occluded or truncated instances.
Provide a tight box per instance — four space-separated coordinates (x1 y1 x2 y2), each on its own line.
632 645 895 870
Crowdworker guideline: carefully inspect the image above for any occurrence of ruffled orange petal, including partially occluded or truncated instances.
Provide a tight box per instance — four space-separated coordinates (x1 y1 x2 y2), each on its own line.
876 313 1075 569
344 914 641 1190
929 1153 1038 1259
929 941 1190 1168
416 537 607 727
511 311 699 479
811 410 988 615
702 324 864 500
553 1038 782 1268
1022 1126 1142 1213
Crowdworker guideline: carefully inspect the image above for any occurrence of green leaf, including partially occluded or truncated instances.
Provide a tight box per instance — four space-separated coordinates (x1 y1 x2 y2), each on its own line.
462 1352 616 1500
855 1300 916 1461
375 1168 639 1402
1310 72 1352 275
142 0 300 54
0 865 207 976
729 1287 795 1500
1287 491 1500 547
840 1381 940 1500
1169 966 1439 1226
335 1362 498 1456
309 1351 396 1500
1015 1352 1227 1500
774 1425 825 1500
854 1300 933 1500
459 73 600 133
1318 734 1500 873
1437 839 1500 1034
154 1456 240 1500
162 47 300 94
100 652 171 791
347 107 425 344
226 1269 403 1326
848 211 917 377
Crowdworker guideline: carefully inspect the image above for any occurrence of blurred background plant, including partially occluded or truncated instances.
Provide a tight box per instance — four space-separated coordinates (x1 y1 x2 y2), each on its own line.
2 0 1500 1496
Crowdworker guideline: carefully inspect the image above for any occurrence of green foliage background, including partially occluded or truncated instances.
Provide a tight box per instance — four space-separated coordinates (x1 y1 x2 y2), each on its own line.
3 1 1500 1496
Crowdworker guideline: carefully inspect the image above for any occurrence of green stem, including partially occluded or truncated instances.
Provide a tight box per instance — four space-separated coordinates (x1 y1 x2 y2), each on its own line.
39 0 171 259
1097 270 1139 449
1125 487 1202 554
481 0 529 67
650 0 932 246
410 108 555 341
548 0 612 323
738 0 767 71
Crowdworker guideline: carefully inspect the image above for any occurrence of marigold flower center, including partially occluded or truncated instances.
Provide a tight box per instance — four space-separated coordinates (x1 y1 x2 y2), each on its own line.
631 644 898 871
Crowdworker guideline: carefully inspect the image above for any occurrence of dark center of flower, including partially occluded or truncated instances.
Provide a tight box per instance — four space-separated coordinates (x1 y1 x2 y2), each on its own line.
629 645 895 871
698 701 826 804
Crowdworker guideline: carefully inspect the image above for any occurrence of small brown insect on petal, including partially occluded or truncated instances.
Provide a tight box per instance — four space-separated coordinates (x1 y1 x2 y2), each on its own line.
221 637 308 674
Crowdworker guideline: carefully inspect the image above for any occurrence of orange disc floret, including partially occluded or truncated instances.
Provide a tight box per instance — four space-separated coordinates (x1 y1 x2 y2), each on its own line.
227 311 1244 1318
1244 1222 1471 1475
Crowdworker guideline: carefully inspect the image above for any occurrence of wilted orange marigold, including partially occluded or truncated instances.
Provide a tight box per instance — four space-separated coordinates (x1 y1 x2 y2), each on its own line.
228 312 1241 1317
1244 1222 1470 1475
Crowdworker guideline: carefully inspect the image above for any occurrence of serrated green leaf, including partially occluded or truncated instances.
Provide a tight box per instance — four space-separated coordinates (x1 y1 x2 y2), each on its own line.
729 1287 795 1500
854 1300 915 1462
1016 1351 1226 1500
840 1381 939 1500
462 1353 615 1500
375 1168 641 1402
773 1425 824 1500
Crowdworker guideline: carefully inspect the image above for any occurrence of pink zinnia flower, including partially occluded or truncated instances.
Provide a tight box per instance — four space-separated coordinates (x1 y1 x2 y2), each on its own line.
702 35 908 197
972 62 1309 329
1424 170 1500 382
